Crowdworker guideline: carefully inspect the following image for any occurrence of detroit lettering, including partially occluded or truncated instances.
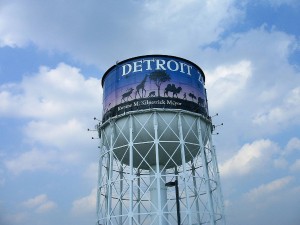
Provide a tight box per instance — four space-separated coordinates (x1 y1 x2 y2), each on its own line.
122 59 193 76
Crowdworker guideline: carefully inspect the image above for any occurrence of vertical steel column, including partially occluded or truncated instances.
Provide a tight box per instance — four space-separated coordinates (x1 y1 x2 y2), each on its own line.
191 159 201 224
206 126 218 185
107 121 115 225
178 113 192 225
175 167 181 225
129 115 134 225
119 165 123 225
137 169 141 224
208 130 226 225
197 119 216 225
150 168 157 224
150 165 168 225
154 112 161 225
213 145 226 225
104 138 110 224
97 129 104 223
152 112 168 225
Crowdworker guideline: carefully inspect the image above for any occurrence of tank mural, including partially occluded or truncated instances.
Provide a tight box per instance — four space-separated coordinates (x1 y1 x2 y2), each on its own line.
102 55 208 122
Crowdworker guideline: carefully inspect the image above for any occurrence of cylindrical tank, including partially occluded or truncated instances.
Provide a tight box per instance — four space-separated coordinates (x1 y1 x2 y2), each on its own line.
97 55 226 225
101 55 211 169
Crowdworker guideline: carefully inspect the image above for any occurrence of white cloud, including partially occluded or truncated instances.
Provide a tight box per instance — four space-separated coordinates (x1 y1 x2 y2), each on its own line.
227 177 300 225
142 0 242 49
0 169 5 186
197 26 300 145
1 63 100 174
22 194 48 208
245 176 293 201
35 201 57 214
200 25 298 67
0 0 242 67
71 188 97 216
22 194 57 213
205 60 252 109
220 139 279 177
83 162 98 183
0 63 101 120
253 86 300 127
284 137 300 154
290 159 300 172
0 2 300 225
5 149 57 175
1 212 28 224
271 137 300 170
4 123 98 174
273 158 289 169
24 119 87 149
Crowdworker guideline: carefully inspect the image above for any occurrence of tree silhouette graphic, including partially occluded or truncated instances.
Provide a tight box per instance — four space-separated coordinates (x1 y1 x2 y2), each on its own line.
149 70 171 97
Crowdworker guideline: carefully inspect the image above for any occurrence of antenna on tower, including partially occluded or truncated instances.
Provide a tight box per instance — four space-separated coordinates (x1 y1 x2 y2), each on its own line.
87 128 97 132
213 122 224 130
211 113 219 117
94 117 101 122
88 117 101 139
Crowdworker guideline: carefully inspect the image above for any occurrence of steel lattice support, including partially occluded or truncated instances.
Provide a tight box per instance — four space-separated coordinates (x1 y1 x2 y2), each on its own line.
97 110 225 225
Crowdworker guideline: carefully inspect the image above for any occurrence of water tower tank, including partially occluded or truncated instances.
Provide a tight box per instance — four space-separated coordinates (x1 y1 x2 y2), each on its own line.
101 55 210 169
97 55 225 225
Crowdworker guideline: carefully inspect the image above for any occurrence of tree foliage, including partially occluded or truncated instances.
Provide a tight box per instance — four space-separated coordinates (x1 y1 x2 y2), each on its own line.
149 71 171 96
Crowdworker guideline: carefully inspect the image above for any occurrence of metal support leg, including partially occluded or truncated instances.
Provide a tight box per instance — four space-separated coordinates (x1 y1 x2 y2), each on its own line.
197 119 216 225
178 113 192 224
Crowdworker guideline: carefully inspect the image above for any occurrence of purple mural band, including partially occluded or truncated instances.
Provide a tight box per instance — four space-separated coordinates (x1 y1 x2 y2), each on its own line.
101 55 208 122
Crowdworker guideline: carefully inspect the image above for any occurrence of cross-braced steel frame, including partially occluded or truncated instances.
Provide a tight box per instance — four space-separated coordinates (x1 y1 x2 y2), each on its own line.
97 109 225 225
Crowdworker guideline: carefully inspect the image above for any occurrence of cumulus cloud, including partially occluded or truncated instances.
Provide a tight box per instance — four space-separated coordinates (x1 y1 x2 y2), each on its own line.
197 26 300 146
272 137 300 170
1 63 101 174
245 176 293 201
4 122 98 174
22 194 57 213
35 201 57 214
227 179 300 225
1 2 300 225
0 169 5 186
5 149 58 175
83 162 98 183
22 194 48 208
71 188 97 215
253 86 300 128
290 159 300 172
0 0 242 67
142 0 242 51
0 63 101 120
205 60 252 109
0 212 28 225
284 137 300 154
24 119 87 149
273 158 289 169
220 139 279 177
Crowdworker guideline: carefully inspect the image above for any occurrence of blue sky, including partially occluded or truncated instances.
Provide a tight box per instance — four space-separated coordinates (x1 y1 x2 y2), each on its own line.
0 1 300 225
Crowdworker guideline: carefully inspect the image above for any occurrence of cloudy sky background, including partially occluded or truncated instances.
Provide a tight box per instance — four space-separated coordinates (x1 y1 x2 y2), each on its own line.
0 0 300 224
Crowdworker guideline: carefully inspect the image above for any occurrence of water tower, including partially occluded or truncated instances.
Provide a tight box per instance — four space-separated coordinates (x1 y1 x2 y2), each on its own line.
96 55 225 225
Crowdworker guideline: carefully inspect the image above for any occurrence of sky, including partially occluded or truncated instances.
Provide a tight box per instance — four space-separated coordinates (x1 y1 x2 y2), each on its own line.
0 0 300 225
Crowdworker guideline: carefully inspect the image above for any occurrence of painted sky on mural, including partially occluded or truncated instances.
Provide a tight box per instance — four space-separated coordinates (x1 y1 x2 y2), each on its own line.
102 56 207 117
0 1 300 225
